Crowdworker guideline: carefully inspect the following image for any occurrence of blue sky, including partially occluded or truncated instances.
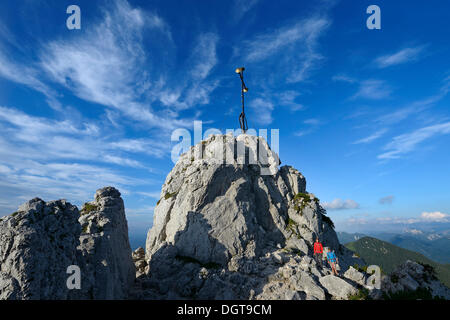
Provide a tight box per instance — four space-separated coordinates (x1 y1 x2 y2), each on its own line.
0 0 449 236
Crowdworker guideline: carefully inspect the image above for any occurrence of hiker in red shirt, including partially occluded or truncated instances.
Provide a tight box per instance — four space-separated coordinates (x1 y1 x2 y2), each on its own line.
313 238 324 268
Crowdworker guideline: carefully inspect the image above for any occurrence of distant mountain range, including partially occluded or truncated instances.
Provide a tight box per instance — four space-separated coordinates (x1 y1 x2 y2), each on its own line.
345 236 450 288
337 230 450 264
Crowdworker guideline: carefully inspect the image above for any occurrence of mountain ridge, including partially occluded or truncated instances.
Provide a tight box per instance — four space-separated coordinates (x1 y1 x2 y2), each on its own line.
345 236 450 288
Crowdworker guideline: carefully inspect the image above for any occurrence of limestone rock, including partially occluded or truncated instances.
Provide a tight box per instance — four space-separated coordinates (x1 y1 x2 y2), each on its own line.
140 134 364 300
76 187 135 299
0 187 135 300
381 260 450 299
319 275 358 299
343 266 366 286
0 198 81 299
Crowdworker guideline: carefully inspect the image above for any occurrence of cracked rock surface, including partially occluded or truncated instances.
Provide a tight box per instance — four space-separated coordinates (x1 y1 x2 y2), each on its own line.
0 187 134 300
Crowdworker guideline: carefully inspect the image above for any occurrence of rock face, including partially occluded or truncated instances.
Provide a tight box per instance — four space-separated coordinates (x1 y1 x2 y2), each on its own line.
76 187 135 299
0 199 80 300
381 260 450 299
0 187 134 300
141 134 366 299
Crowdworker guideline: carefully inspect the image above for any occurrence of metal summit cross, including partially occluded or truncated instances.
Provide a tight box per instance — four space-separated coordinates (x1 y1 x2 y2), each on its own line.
235 67 249 133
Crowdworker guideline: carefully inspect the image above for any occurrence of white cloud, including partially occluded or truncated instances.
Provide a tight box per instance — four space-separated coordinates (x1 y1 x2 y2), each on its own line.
404 228 423 235
0 0 212 132
239 17 330 83
189 33 219 81
421 211 449 221
277 91 305 112
39 0 184 130
352 80 391 100
375 77 450 126
158 32 220 111
303 118 321 125
332 74 356 83
231 0 260 23
375 46 426 68
378 121 450 159
249 98 274 125
322 199 360 210
294 118 322 138
0 105 168 215
353 128 388 144
294 130 313 137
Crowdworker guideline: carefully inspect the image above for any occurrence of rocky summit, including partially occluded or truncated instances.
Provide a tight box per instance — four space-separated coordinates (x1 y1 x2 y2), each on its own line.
0 187 134 300
1 134 449 300
136 134 368 299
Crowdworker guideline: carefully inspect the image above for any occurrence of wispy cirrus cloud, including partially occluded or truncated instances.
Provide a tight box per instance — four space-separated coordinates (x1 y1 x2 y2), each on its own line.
378 121 450 159
332 74 357 83
249 98 274 125
231 0 260 23
0 0 218 132
375 77 450 126
39 0 185 130
352 80 392 100
239 16 330 83
353 128 388 144
277 91 305 112
0 105 165 214
162 32 220 111
374 45 426 68
294 118 323 137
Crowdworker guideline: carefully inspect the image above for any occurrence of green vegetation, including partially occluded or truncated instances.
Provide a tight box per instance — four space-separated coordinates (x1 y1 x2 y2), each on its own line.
175 255 221 269
348 288 371 300
156 191 177 206
292 193 320 216
82 225 88 233
293 193 309 213
287 218 297 229
11 211 19 217
81 203 98 215
286 218 302 239
353 264 368 273
383 287 445 300
346 236 450 288
294 192 311 202
164 192 177 200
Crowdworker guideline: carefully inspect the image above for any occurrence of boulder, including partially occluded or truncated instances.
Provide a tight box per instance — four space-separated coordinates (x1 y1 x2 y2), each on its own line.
319 275 358 299
344 266 366 286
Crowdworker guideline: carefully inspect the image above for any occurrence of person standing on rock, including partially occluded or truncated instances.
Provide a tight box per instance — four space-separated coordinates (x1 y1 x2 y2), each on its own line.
326 248 339 276
313 238 324 268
